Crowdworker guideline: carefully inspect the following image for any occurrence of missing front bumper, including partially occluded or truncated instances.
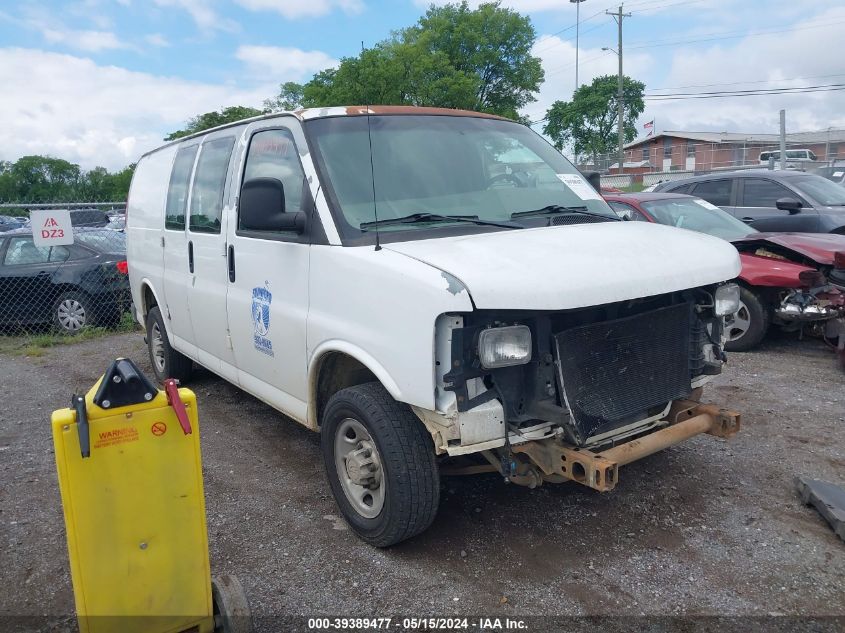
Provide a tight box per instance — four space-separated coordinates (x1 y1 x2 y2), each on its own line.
511 401 740 492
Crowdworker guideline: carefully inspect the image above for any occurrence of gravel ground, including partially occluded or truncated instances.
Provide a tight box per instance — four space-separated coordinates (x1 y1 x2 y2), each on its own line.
1 330 844 632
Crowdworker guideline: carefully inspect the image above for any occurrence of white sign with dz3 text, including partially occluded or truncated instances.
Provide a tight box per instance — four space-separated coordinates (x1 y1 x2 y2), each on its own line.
31 209 74 247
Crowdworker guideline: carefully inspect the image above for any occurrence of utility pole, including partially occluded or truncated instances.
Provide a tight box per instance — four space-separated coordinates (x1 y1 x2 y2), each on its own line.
571 0 587 167
570 0 587 92
606 5 631 175
779 109 787 171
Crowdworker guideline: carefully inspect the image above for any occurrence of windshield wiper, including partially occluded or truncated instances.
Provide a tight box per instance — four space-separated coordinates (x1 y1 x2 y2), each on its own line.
511 204 619 221
360 212 521 231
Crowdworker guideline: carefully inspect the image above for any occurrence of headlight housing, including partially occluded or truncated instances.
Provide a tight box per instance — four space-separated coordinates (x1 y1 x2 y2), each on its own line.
478 325 532 369
714 283 740 316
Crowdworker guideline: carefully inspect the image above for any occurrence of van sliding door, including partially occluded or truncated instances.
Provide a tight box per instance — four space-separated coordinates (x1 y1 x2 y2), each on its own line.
161 144 199 358
185 132 239 380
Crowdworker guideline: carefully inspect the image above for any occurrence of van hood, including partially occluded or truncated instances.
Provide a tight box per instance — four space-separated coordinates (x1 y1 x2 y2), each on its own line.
385 222 741 310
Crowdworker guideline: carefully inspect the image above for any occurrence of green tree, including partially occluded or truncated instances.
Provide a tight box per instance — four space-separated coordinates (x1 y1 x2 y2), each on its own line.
165 105 264 141
107 163 136 200
264 81 305 111
402 1 543 118
543 75 645 164
0 156 135 205
82 166 111 200
296 1 541 118
79 163 136 201
301 42 477 108
8 155 83 202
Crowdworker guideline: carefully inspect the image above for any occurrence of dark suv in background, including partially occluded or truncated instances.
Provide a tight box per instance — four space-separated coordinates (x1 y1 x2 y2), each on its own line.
654 170 845 233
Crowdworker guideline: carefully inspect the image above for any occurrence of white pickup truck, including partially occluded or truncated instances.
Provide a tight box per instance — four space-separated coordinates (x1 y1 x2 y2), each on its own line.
127 106 742 546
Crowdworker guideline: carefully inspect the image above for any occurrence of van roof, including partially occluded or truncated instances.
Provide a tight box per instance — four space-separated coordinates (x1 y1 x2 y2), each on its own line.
145 106 509 159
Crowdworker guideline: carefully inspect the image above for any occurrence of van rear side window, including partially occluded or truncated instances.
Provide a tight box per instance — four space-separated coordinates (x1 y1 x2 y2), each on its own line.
190 137 235 234
165 145 198 230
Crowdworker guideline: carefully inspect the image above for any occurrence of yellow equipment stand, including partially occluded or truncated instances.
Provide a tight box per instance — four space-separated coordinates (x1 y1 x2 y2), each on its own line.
51 358 249 633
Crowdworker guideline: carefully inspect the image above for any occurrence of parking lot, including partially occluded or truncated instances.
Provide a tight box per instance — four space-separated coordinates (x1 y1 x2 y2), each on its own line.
2 330 844 631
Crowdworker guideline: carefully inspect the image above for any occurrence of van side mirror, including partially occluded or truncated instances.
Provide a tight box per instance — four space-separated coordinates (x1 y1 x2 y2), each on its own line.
775 197 802 214
239 177 306 234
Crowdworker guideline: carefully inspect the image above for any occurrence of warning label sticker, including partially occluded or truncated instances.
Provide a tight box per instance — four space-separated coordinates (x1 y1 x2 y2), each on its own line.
151 422 167 437
93 426 139 450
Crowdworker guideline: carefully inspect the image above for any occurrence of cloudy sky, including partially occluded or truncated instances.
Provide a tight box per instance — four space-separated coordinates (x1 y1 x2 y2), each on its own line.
1 0 844 170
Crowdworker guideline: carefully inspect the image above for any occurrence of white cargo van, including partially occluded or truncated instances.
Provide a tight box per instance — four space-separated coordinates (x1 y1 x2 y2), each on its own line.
127 106 742 546
759 149 818 165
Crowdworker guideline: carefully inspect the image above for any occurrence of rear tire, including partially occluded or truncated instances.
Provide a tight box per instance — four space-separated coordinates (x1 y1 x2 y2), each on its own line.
724 287 769 352
52 291 93 334
321 382 440 547
146 306 193 383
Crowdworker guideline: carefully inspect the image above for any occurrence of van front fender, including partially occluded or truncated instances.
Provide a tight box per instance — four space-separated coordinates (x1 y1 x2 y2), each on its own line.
307 341 404 430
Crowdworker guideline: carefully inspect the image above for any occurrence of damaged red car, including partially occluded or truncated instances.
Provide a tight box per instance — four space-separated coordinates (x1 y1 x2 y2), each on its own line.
604 192 845 352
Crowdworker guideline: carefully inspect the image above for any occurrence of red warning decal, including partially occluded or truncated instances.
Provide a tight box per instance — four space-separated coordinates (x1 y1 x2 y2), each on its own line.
93 426 139 449
151 421 167 436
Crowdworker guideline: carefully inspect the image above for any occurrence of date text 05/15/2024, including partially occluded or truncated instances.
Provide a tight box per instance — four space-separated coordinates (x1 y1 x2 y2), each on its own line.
307 617 528 630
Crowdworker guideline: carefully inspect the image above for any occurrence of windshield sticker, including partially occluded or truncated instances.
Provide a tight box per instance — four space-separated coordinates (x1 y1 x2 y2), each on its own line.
252 285 274 357
834 171 844 177
694 199 720 210
556 174 601 200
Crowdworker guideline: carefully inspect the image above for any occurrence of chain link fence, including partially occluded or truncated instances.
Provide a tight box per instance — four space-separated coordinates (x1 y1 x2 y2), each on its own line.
0 200 135 342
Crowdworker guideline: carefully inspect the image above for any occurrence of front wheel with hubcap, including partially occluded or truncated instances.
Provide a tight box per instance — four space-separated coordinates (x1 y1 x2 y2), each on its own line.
321 382 440 547
146 305 193 383
724 286 770 352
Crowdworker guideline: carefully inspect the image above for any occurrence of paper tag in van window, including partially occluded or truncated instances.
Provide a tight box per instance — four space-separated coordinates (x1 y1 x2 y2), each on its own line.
834 171 844 177
694 199 721 211
556 174 601 200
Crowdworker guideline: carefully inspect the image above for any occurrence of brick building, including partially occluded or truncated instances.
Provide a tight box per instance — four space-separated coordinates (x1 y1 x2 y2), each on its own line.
622 129 845 173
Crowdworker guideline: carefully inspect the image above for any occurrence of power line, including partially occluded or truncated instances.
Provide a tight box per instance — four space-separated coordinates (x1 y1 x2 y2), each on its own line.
532 0 708 53
647 72 845 92
526 83 845 125
626 17 845 50
533 19 611 54
532 7 608 49
543 51 614 78
534 16 610 54
645 84 845 101
647 82 845 97
645 86 845 101
626 0 709 13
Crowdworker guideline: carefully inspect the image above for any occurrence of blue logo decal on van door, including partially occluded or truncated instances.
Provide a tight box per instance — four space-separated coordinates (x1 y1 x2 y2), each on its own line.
251 286 274 356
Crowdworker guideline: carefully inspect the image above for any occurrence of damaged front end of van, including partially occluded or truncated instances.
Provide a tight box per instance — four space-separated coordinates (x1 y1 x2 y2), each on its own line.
417 283 740 491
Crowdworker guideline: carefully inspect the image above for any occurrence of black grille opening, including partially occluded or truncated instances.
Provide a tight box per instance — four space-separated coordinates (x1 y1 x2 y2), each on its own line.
551 214 616 226
554 302 693 444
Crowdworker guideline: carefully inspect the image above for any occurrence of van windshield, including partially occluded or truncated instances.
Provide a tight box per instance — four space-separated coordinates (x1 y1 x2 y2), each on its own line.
305 115 616 242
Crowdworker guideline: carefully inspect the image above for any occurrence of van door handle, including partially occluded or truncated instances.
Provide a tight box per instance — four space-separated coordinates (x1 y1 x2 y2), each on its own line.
228 245 235 282
741 217 757 223
188 241 194 273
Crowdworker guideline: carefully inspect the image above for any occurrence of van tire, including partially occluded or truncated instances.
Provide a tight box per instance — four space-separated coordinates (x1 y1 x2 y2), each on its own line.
321 382 440 547
146 306 193 383
724 287 769 352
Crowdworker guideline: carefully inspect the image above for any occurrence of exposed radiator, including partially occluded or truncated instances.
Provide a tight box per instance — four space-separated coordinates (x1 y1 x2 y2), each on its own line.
554 302 693 444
